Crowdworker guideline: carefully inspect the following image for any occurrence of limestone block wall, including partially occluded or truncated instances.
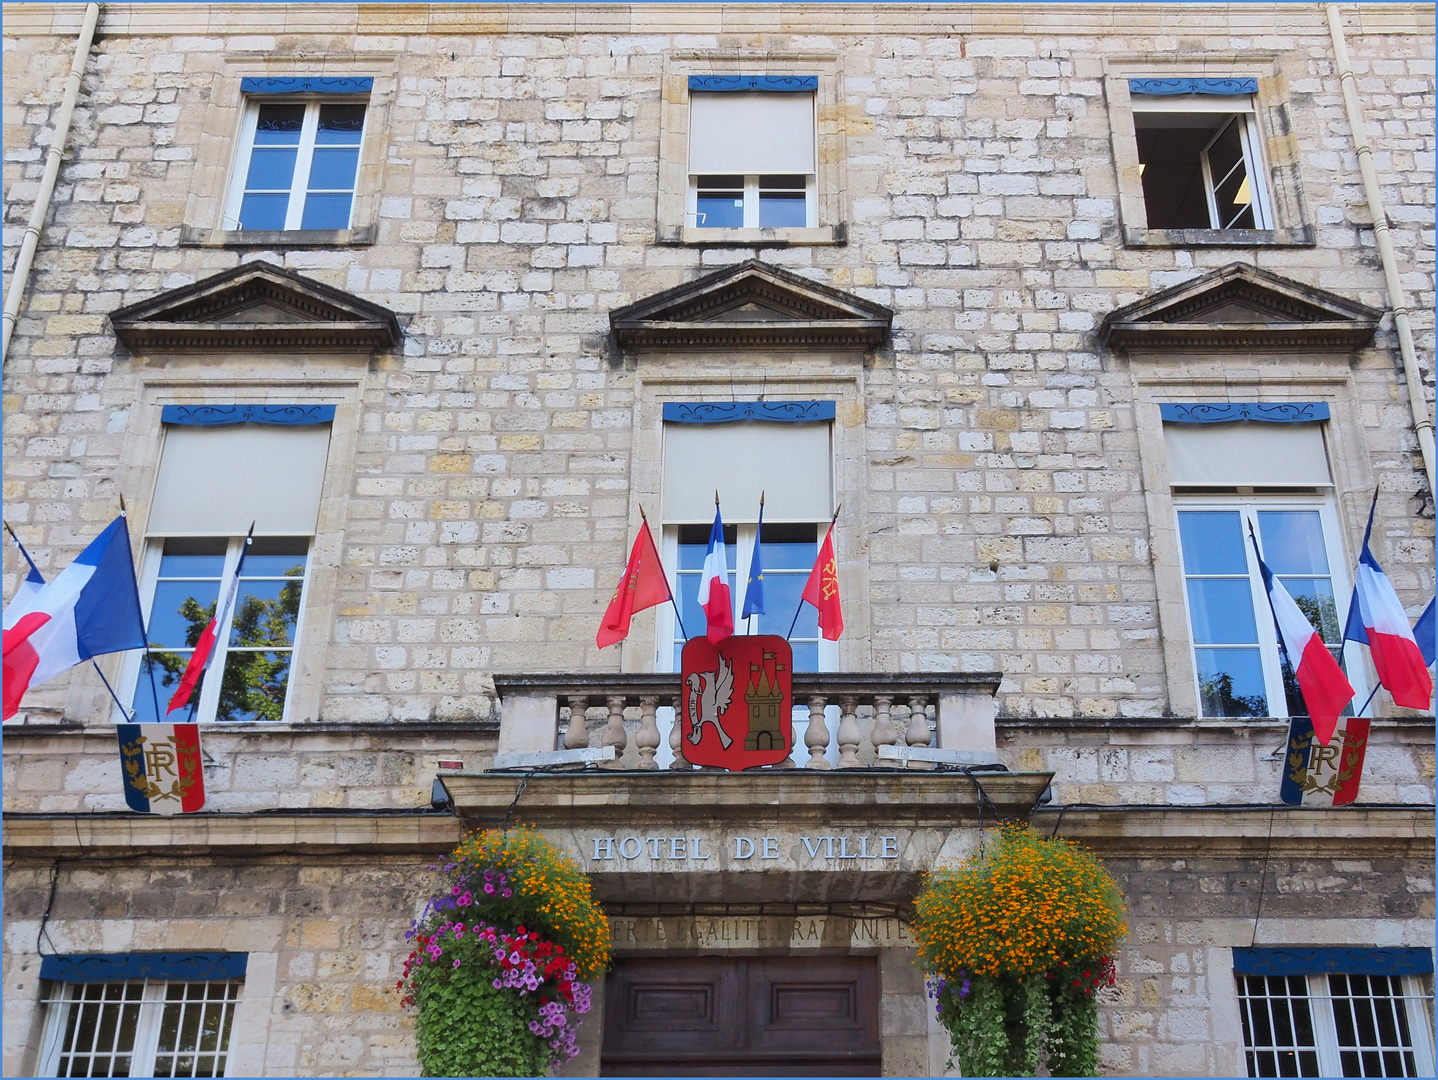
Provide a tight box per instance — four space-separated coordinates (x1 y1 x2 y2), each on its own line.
3 717 1431 814
4 850 1432 1077
0 725 499 813
2 4 1433 729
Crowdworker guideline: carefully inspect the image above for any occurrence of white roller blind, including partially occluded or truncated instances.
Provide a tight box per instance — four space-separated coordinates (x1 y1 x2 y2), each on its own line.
689 92 815 175
148 424 332 535
1164 422 1332 486
663 421 831 523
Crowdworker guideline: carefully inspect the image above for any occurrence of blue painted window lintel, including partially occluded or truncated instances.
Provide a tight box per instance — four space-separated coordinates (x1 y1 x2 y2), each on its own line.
161 404 336 427
688 75 818 93
1160 402 1329 425
241 76 373 96
663 401 835 424
40 952 248 984
1129 77 1258 97
1233 947 1432 978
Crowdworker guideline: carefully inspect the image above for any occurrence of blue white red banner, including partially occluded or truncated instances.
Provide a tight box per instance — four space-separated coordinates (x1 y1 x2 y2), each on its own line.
117 723 206 814
1279 714 1368 807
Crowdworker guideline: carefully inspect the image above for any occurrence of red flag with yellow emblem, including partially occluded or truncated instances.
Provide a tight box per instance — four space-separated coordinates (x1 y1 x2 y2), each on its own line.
801 520 843 641
597 520 671 648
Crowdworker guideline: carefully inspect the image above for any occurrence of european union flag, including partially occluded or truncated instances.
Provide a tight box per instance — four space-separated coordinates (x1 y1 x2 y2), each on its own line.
742 495 765 620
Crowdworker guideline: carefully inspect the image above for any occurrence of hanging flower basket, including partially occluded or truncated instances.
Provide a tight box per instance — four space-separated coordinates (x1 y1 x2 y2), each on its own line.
399 828 611 1077
912 824 1127 1078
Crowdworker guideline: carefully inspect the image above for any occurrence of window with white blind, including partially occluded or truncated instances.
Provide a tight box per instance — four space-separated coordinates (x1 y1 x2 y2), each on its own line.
688 90 817 229
123 414 331 723
1164 417 1367 719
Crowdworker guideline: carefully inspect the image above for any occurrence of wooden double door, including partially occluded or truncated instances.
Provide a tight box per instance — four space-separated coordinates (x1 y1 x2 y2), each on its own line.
601 955 881 1076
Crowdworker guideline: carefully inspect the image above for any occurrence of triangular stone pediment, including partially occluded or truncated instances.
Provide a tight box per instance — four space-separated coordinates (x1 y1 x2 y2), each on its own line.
1099 263 1380 351
109 261 402 352
610 260 892 349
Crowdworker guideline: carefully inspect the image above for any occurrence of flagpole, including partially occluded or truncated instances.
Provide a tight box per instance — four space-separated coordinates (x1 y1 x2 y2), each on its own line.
641 504 687 641
119 495 164 721
1353 683 1380 718
92 659 134 721
787 504 840 641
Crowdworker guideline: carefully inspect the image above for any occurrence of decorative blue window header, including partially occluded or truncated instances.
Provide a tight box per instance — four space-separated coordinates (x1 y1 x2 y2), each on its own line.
663 401 835 424
241 76 373 96
162 404 336 427
688 75 818 93
1129 77 1258 97
41 952 248 984
1233 948 1433 978
1160 402 1329 425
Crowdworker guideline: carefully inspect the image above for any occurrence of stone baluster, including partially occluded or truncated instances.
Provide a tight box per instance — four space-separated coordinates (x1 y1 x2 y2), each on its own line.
602 694 628 769
669 695 691 769
804 695 830 770
563 695 589 750
871 695 894 757
636 696 660 771
836 695 861 769
906 695 931 748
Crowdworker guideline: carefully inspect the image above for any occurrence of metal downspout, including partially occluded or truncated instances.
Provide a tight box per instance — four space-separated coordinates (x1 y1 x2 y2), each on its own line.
1326 3 1436 499
1 2 100 364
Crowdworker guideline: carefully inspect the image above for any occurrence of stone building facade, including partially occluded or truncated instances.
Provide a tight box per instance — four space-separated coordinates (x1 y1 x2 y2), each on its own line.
2 3 1434 1077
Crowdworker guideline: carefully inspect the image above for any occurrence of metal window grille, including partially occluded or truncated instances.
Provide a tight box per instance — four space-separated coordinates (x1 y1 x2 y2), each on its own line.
1238 971 1434 1078
39 979 242 1078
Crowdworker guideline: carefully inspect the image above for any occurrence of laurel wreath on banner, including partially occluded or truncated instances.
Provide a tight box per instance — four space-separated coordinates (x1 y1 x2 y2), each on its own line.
120 737 198 803
1287 727 1365 798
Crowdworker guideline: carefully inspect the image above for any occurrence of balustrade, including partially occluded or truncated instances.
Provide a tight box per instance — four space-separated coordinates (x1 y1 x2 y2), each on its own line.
498 672 997 771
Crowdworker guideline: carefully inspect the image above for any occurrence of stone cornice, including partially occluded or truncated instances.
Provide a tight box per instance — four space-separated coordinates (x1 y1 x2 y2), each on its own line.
441 770 1054 829
1 811 461 857
1038 804 1435 859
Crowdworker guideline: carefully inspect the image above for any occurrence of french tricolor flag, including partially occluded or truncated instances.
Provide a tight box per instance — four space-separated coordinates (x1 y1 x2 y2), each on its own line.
1343 499 1433 710
3 516 147 719
1252 527 1354 746
696 503 733 644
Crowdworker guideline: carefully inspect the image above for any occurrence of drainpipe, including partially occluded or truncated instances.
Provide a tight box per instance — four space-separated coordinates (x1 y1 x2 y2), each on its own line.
1326 3 1436 499
1 2 100 364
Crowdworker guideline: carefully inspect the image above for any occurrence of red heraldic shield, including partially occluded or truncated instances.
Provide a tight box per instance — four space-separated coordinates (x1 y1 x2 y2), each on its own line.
680 634 793 771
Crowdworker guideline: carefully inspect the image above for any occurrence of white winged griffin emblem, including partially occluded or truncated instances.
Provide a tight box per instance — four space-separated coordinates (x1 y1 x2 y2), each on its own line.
685 653 735 750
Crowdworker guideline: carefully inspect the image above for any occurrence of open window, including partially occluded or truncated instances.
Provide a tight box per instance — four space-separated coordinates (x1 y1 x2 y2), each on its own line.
1134 93 1272 230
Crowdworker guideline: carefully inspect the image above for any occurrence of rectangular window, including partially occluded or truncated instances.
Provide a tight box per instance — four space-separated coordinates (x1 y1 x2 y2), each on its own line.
133 535 309 723
126 418 330 723
1132 93 1272 230
1237 972 1435 1077
1176 501 1362 719
225 99 367 231
38 979 242 1078
688 91 816 229
671 522 821 673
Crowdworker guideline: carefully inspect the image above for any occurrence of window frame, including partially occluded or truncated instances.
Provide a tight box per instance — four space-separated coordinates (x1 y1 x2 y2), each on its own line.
36 978 244 1079
656 57 846 245
117 534 314 725
222 97 368 234
657 523 838 675
1132 93 1275 231
1102 63 1315 248
1237 971 1436 1078
1173 492 1368 720
689 174 818 230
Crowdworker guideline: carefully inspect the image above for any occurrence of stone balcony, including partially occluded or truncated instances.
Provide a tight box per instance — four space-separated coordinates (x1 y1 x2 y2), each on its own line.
492 671 1003 771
